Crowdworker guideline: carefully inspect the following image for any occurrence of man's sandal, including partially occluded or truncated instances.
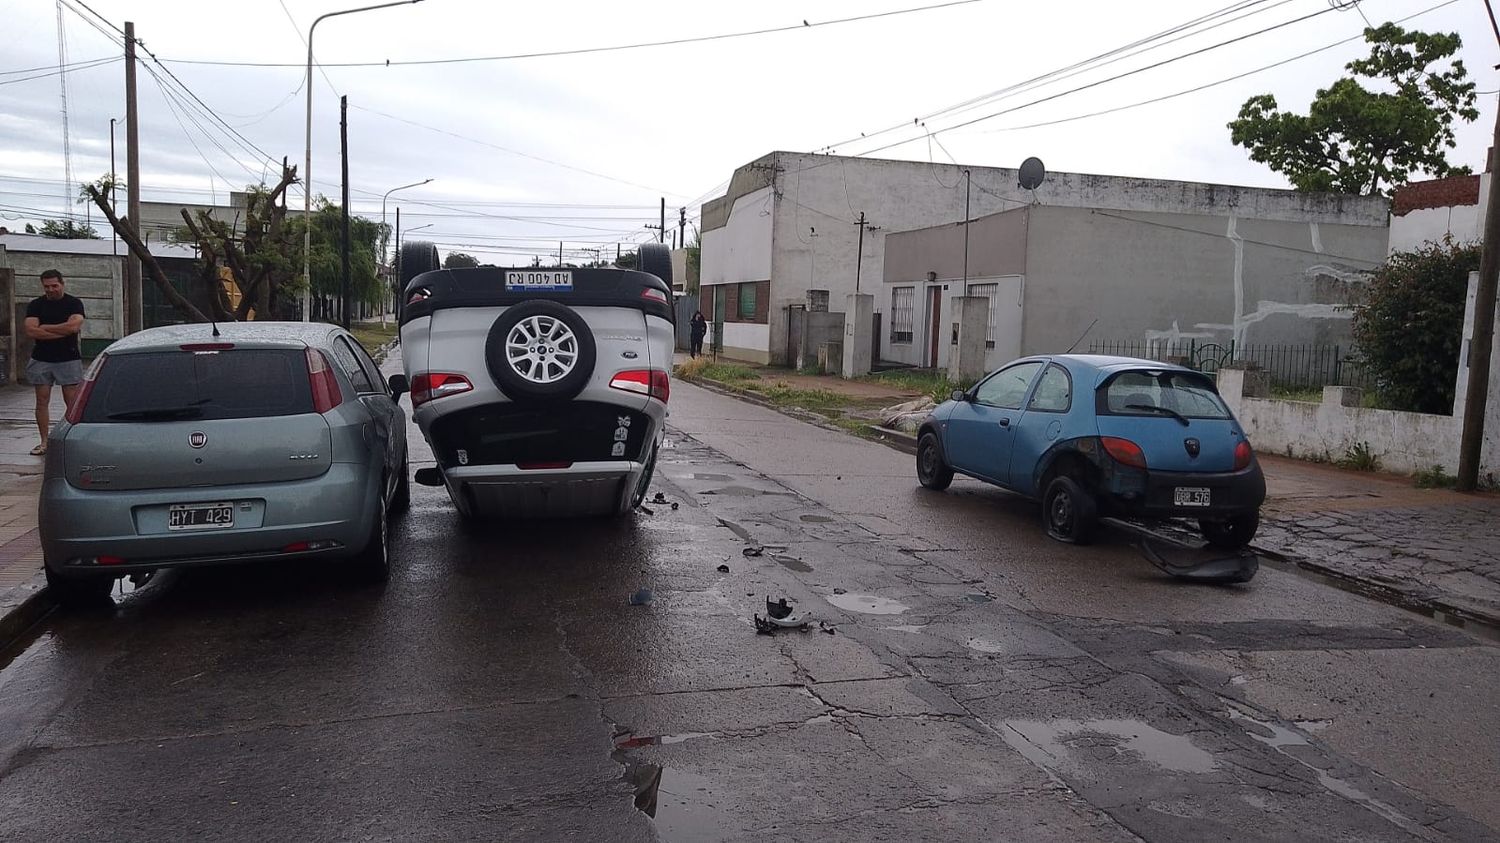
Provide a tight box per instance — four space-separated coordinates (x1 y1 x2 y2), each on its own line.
29 444 46 456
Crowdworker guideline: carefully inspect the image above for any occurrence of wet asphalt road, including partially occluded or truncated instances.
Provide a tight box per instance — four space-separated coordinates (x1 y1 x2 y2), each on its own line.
1 380 1498 842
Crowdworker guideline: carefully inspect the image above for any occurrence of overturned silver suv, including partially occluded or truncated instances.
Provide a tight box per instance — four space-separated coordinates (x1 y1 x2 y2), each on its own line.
399 244 675 519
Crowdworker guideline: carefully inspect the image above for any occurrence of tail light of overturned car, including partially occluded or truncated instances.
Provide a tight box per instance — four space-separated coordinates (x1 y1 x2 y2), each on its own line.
410 373 473 408
64 354 108 424
609 369 670 403
1234 439 1254 471
1100 436 1147 470
306 348 344 413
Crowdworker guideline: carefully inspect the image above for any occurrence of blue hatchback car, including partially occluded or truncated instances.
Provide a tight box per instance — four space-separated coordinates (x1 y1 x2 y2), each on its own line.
916 354 1266 548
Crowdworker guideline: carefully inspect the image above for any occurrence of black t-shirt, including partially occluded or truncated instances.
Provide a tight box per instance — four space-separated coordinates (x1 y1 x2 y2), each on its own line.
27 294 85 363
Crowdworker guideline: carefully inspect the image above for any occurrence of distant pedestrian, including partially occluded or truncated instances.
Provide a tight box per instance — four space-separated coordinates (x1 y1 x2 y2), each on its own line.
690 311 707 358
24 269 86 455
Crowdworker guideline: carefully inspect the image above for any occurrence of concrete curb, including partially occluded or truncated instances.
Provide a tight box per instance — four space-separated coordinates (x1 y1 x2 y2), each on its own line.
0 571 53 651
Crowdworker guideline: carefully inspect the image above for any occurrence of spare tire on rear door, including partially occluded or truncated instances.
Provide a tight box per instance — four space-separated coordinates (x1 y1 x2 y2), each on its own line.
398 241 441 320
636 242 673 288
485 300 597 402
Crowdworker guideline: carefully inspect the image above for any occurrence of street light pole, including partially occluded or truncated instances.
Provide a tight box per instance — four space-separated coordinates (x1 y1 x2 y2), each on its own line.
378 178 431 326
109 117 118 259
302 0 424 322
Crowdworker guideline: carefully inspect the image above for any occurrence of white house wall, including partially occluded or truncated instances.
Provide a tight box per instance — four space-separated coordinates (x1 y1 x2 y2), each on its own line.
701 186 773 287
1388 173 1488 254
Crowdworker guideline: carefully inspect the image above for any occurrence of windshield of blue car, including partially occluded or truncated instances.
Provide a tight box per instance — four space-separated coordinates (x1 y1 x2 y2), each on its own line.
81 349 315 423
1097 370 1230 420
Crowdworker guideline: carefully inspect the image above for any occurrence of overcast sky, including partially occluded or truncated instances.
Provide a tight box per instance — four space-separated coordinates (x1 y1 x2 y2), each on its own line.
2 0 1497 264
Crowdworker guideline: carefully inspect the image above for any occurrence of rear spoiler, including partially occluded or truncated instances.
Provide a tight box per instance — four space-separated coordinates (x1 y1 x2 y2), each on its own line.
400 267 673 325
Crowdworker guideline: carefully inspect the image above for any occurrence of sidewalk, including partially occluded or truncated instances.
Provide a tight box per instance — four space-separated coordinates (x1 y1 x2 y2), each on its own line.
679 361 1500 631
0 383 55 646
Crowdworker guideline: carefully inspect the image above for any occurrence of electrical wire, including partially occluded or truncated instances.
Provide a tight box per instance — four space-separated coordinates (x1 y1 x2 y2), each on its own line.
1089 209 1380 264
0 54 112 75
815 0 1288 154
966 0 1465 135
349 104 690 199
160 0 985 68
0 55 117 85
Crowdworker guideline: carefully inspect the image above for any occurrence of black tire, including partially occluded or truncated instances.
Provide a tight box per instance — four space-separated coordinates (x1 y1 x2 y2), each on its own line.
352 498 390 582
397 241 441 320
626 439 660 514
1200 511 1260 550
1042 475 1098 545
45 566 115 608
636 242 673 288
389 459 411 515
917 432 954 490
484 300 598 403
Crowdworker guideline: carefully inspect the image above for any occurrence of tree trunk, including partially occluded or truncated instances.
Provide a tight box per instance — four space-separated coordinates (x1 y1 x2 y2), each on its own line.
86 185 209 323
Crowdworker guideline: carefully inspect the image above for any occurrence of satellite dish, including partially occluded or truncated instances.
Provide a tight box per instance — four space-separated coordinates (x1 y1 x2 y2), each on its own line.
1018 157 1046 191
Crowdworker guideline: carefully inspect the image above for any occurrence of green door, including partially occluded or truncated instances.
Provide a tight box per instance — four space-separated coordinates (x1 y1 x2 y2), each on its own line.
712 287 725 354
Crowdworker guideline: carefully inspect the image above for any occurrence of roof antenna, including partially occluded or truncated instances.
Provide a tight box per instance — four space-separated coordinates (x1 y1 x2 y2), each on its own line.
1063 318 1098 354
211 314 221 338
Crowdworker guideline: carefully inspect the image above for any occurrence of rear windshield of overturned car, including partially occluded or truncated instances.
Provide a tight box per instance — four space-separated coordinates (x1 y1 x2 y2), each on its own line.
82 349 315 423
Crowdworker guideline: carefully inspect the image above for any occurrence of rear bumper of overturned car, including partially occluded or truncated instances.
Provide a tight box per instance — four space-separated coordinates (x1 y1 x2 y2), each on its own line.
442 461 647 518
1098 461 1267 520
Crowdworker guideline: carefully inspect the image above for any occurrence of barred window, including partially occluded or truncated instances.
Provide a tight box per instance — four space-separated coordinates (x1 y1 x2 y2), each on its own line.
738 282 756 320
891 287 914 343
969 283 998 349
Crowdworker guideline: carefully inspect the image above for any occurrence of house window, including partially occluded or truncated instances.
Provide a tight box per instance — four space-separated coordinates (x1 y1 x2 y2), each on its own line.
969 283 998 349
738 282 756 320
890 287 914 343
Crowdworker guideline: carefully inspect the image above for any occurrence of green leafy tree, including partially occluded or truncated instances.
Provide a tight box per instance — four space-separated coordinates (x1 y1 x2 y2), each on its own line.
615 250 638 270
1350 238 1478 413
1228 24 1477 196
443 252 480 269
286 199 387 309
35 219 101 239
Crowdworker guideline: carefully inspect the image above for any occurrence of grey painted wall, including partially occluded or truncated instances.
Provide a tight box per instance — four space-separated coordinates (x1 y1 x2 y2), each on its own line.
884 207 1029 282
1020 206 1386 355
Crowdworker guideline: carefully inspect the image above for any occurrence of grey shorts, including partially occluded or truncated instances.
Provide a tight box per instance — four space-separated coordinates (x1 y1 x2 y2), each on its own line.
26 359 84 387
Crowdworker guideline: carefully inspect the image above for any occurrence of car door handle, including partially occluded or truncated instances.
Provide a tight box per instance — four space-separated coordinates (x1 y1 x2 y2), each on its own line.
998 418 1010 428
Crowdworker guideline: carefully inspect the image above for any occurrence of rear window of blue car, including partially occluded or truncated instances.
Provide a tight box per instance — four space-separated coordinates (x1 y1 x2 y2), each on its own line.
81 349 314 423
1097 370 1230 420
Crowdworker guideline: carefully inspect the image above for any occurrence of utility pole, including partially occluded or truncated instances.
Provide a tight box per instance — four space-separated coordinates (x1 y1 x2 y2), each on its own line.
678 207 687 249
1458 94 1500 490
962 169 971 297
123 21 142 334
854 211 868 295
393 206 401 318
659 197 666 243
109 117 117 259
616 242 621 262
339 95 351 329
558 241 564 266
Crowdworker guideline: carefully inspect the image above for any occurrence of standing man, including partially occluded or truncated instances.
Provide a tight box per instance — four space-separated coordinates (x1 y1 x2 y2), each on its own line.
24 269 86 455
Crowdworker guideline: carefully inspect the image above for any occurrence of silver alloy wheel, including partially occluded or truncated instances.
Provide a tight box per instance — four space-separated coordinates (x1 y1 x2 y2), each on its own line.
505 314 580 384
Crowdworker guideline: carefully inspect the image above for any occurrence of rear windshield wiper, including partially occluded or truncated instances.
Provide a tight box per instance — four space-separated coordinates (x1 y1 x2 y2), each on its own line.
1125 403 1190 427
107 398 211 421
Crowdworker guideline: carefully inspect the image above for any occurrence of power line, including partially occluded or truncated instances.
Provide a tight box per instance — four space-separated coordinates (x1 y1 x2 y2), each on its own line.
816 0 1288 154
350 104 689 198
160 0 986 68
0 55 117 86
1088 209 1380 265
967 0 1464 135
0 54 112 75
845 1 1344 159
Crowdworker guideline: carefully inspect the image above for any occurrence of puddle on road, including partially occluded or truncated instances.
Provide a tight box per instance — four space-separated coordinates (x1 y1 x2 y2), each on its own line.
966 638 1007 653
773 555 813 573
799 514 835 523
702 486 786 497
826 593 909 615
686 473 732 481
620 760 734 843
963 593 993 603
1227 704 1429 839
1003 719 1218 774
885 624 928 633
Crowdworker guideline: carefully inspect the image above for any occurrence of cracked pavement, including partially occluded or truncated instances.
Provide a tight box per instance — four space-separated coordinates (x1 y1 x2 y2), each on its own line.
0 380 1496 841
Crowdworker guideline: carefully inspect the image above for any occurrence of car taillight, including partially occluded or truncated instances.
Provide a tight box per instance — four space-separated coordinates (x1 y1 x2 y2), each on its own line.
305 348 343 413
407 287 431 305
609 369 670 403
1234 440 1253 471
1100 436 1147 469
65 355 107 424
518 461 573 470
641 287 668 303
410 373 473 407
180 343 234 352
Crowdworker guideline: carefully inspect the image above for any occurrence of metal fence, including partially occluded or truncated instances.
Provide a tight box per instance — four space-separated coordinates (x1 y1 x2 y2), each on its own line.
1088 339 1377 391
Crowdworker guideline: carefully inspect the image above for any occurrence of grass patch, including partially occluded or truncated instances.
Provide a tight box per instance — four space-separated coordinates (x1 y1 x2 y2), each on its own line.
1413 464 1457 489
1269 385 1321 403
348 323 398 358
1335 441 1382 472
675 357 759 384
758 382 847 410
862 369 970 403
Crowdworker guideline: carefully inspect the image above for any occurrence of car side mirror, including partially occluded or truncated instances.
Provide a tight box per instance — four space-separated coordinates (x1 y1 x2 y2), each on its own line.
387 373 409 399
951 389 968 402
